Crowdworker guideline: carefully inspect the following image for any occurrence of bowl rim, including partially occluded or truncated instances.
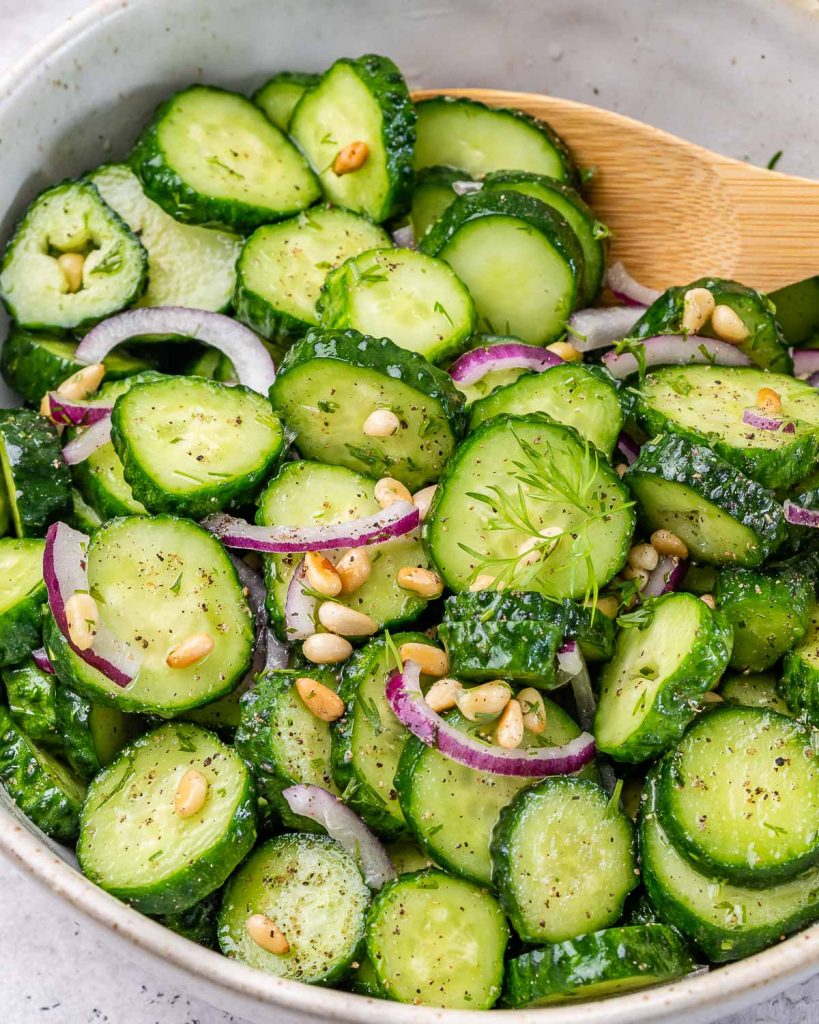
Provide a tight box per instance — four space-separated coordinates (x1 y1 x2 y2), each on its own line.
0 1 817 1020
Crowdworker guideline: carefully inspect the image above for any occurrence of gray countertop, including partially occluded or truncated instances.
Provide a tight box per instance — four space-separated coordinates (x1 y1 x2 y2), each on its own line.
0 2 816 1022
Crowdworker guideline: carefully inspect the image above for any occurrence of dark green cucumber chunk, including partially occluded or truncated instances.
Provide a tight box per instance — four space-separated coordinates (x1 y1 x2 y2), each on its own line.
561 598 616 662
218 833 370 983
420 190 584 345
781 603 819 726
0 180 147 331
269 328 465 489
625 434 787 567
111 376 285 517
0 409 70 537
366 869 508 1008
719 672 793 716
770 274 819 347
3 658 62 753
427 413 634 598
594 592 733 763
132 85 320 232
55 685 143 781
0 538 46 667
253 71 320 131
69 488 103 533
410 166 465 240
157 890 220 949
290 55 415 223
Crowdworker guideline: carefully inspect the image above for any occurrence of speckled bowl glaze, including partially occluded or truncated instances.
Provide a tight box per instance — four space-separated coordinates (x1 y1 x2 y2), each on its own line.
1 0 818 1020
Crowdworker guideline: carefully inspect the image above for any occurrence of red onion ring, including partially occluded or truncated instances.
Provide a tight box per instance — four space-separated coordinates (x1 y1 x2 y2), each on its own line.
742 408 796 434
284 559 317 640
449 343 562 387
603 335 752 379
391 224 416 249
61 416 112 466
616 431 641 465
386 661 596 777
568 306 645 352
793 348 819 380
643 555 688 598
46 393 113 427
783 500 819 528
606 262 661 307
73 307 276 395
31 648 56 676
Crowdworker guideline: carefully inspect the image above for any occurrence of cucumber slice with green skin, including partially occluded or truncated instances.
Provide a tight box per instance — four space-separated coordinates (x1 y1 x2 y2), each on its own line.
491 776 637 943
769 274 819 347
0 538 46 667
318 247 476 363
219 833 370 983
640 768 819 961
2 659 62 753
410 166 466 240
235 668 340 830
631 278 792 374
234 207 390 354
111 376 285 518
636 365 819 490
658 706 819 885
439 613 565 687
594 592 733 763
468 363 624 457
290 55 415 224
366 869 508 1009
421 191 584 346
0 325 152 406
0 180 147 331
625 434 787 568
69 488 103 533
780 604 819 726
562 598 616 662
132 86 320 232
55 685 143 781
714 566 812 672
87 164 241 313
396 702 590 886
427 414 635 599
0 704 84 841
483 170 607 305
78 722 256 914
45 516 254 716
331 632 439 839
719 672 793 716
157 890 220 949
258 461 428 638
270 328 465 489
386 839 438 874
414 97 576 183
0 409 71 537
253 72 320 131
348 954 384 997
186 347 236 383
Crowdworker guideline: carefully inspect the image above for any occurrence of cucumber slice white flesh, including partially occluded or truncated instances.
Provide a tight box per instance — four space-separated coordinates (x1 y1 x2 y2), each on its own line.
0 537 46 668
253 72 319 131
719 672 793 715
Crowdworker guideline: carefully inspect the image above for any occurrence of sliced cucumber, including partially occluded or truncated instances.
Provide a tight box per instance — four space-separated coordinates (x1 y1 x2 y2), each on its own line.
2 658 61 753
561 598 616 663
410 166 465 240
111 376 284 517
770 274 819 347
157 890 220 949
253 71 319 131
0 180 147 331
45 516 253 716
414 97 575 182
594 592 733 763
88 163 241 313
420 191 584 345
186 347 236 383
503 925 696 1007
781 604 819 726
0 409 71 537
132 86 320 231
366 869 508 1009
69 488 103 533
55 685 143 781
386 839 438 874
637 365 819 490
218 833 369 983
0 538 46 667
290 55 414 223
625 434 787 567
468 363 624 456
269 328 465 489
719 672 793 716
318 247 475 363
426 414 635 599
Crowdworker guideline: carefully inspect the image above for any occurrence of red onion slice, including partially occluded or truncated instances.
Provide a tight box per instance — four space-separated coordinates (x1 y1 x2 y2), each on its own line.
606 262 661 306
391 224 416 249
452 180 482 196
264 628 290 671
742 408 796 433
202 500 419 553
73 307 276 395
43 522 140 688
809 371 819 389
616 431 641 465
783 500 819 528
284 559 317 640
568 306 645 352
643 555 688 598
282 784 396 889
793 348 819 380
449 343 562 387
603 335 752 379
46 393 113 427
31 647 56 676
61 416 112 466
387 661 596 777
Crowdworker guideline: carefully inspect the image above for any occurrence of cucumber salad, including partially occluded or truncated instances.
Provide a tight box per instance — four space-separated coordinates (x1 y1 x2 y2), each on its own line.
0 51 818 1010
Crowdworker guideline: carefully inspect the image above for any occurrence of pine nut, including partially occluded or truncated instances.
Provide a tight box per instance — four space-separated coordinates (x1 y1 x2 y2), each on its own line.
700 689 723 704
412 485 438 522
317 602 378 637
495 698 524 749
295 675 345 721
546 341 583 362
457 680 512 722
711 304 749 343
682 287 715 334
615 463 628 478
174 769 208 818
425 677 463 713
333 140 369 175
399 642 449 677
756 387 782 415
65 592 98 651
621 565 650 589
374 476 412 508
700 593 716 610
650 529 689 560
363 409 400 437
304 551 342 597
166 632 214 669
57 251 85 293
56 362 105 401
302 632 352 664
336 548 371 595
245 914 290 955
593 596 620 620
517 688 547 734
469 573 497 592
628 543 659 572
397 566 444 599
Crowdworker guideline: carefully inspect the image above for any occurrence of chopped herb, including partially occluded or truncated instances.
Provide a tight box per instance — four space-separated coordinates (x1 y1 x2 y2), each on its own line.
90 244 125 276
766 150 783 171
383 630 404 674
433 300 453 326
317 399 338 414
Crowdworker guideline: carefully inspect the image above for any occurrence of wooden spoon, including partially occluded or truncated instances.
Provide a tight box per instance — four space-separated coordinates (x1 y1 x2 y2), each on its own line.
414 88 819 293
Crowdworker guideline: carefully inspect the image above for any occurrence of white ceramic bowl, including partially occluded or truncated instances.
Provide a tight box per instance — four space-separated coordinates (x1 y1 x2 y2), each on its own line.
1 1 818 1020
